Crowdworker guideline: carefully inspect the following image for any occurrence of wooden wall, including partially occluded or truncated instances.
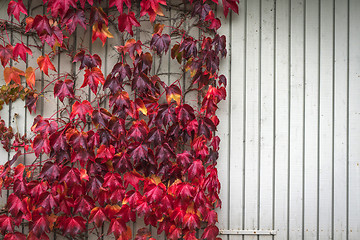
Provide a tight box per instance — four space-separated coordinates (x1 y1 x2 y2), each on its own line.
0 0 359 239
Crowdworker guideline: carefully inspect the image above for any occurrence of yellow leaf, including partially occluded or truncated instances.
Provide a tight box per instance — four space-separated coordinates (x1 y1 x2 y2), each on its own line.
25 67 35 89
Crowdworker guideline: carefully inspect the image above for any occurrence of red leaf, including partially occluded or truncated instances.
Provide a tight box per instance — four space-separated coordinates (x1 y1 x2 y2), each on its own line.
107 218 127 239
201 225 219 240
39 162 60 182
140 0 167 22
37 55 56 76
183 212 200 230
4 232 26 240
109 0 131 13
0 215 14 234
127 120 149 142
0 44 13 67
115 39 142 60
29 214 50 237
74 196 95 216
7 0 27 21
222 0 239 17
62 9 86 34
54 79 75 102
103 172 122 191
7 193 29 216
92 108 112 127
32 135 51 157
59 166 81 186
117 12 140 36
144 182 165 203
73 50 101 70
57 216 86 236
82 67 105 94
150 33 171 55
92 22 113 46
70 100 93 122
166 84 181 105
4 67 25 85
37 192 58 212
123 170 144 190
89 207 108 228
13 42 32 62
187 160 205 181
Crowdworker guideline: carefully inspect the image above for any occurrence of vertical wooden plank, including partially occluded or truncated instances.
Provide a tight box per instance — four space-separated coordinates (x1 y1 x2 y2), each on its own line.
318 0 334 239
227 1 246 239
288 0 305 239
273 0 290 239
348 0 360 239
217 2 231 239
258 0 275 238
333 0 349 239
303 0 320 238
244 1 260 240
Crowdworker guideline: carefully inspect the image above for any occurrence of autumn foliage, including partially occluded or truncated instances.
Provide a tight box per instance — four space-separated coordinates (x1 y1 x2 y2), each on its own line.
0 0 239 239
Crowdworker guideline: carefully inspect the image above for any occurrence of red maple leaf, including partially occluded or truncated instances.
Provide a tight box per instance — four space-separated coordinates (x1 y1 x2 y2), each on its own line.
57 216 86 236
108 218 127 239
201 225 219 240
187 160 205 181
70 100 93 122
59 166 81 186
82 67 105 94
118 12 140 36
102 172 123 191
54 79 75 102
29 213 50 237
140 0 167 22
92 22 113 46
3 232 26 240
32 135 51 157
109 0 131 13
37 55 56 76
0 214 14 234
165 84 181 105
183 212 200 230
62 9 86 34
222 0 239 17
115 39 142 60
13 42 32 62
127 120 149 142
73 50 102 70
92 108 112 127
37 192 58 212
0 44 14 67
89 207 108 228
7 0 27 22
39 162 60 182
150 33 171 55
74 196 95 216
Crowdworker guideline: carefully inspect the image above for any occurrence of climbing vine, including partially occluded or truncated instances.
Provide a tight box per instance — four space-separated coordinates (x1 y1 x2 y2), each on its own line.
0 0 239 239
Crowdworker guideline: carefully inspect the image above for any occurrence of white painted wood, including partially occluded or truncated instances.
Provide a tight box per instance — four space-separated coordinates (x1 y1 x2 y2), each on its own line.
258 1 275 239
273 0 290 239
217 2 231 238
318 0 334 239
303 0 320 239
289 0 305 239
228 2 246 240
348 0 360 239
333 0 349 239
243 1 260 240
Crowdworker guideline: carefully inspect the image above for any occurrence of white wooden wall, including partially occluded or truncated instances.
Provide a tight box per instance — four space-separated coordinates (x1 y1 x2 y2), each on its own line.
217 0 360 239
0 0 360 239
